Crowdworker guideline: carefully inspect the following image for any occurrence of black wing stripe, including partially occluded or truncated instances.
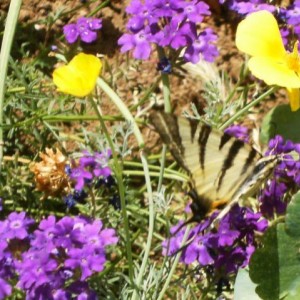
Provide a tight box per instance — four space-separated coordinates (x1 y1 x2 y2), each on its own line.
219 133 232 150
217 139 244 191
241 148 259 175
149 112 188 171
198 124 212 170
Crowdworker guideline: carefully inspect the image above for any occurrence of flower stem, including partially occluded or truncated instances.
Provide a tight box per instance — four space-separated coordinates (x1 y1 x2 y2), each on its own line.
94 80 155 297
157 225 191 300
0 0 22 171
219 86 278 130
88 96 135 286
96 77 144 147
131 151 155 300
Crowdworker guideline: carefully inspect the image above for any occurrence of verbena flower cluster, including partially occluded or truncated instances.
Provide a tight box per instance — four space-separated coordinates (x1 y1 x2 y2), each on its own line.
63 17 102 44
163 205 267 277
220 0 275 15
64 149 112 207
259 135 300 218
279 1 300 49
118 0 219 63
221 1 300 49
0 212 118 299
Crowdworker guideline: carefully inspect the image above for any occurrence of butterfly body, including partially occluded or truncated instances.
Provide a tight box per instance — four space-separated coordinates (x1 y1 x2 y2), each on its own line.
150 112 278 220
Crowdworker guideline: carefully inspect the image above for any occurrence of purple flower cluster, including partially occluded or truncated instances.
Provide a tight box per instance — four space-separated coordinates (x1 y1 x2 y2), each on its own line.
69 149 112 191
0 212 118 299
278 1 300 49
63 17 102 44
118 0 219 63
163 205 267 277
220 0 275 15
259 135 300 218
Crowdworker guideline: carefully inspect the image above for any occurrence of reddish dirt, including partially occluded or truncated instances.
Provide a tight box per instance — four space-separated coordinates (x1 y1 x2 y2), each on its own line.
0 0 290 152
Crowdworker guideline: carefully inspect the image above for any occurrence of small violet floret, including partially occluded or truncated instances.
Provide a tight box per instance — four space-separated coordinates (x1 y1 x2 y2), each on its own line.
63 17 102 44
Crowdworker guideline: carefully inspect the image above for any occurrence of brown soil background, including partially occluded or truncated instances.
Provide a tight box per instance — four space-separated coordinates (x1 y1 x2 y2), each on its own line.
0 0 289 151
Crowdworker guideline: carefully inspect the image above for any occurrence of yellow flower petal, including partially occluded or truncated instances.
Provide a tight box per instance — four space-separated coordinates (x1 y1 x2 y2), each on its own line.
53 53 102 97
248 56 300 88
236 10 285 60
287 88 300 111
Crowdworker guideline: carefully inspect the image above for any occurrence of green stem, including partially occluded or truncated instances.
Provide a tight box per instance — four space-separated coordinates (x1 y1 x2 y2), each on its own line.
156 225 191 300
96 77 155 298
88 187 96 218
131 152 154 300
0 0 22 171
87 0 110 17
219 86 278 130
88 96 135 285
156 48 172 192
97 77 144 147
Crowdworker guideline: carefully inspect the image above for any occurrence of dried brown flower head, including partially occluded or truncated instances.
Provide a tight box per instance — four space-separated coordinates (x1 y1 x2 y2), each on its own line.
30 148 70 199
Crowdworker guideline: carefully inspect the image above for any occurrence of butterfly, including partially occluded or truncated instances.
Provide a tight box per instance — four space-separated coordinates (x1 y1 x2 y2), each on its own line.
150 111 278 222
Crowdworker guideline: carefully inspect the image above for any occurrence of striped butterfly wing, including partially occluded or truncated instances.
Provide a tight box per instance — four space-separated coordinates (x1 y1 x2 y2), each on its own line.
150 112 276 220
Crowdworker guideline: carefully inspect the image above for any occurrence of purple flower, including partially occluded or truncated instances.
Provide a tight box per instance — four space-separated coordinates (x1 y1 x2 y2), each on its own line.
224 124 249 143
259 135 300 218
221 0 275 15
184 28 218 63
13 214 118 298
69 149 112 191
175 0 210 23
0 278 12 299
65 246 106 280
118 30 152 60
285 1 300 26
63 17 102 44
76 17 98 43
163 205 268 278
119 0 218 63
70 166 93 190
63 24 79 44
4 212 33 240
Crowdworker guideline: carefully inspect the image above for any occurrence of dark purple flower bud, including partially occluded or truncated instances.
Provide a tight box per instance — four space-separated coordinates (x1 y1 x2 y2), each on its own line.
157 57 172 74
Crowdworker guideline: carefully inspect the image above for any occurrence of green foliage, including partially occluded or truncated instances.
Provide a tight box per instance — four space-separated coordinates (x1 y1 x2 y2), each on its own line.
249 192 300 300
260 104 300 144
1 1 300 299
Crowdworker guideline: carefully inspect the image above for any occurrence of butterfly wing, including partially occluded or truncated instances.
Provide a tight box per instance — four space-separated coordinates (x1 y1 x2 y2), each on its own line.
150 112 263 218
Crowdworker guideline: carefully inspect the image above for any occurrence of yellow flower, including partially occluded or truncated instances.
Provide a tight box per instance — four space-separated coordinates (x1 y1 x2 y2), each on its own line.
235 10 300 111
53 53 102 97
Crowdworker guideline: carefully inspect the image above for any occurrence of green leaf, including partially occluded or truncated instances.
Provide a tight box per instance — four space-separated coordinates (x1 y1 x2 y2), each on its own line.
277 223 300 299
260 104 300 144
286 192 300 237
249 219 300 299
249 226 279 300
234 268 261 300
